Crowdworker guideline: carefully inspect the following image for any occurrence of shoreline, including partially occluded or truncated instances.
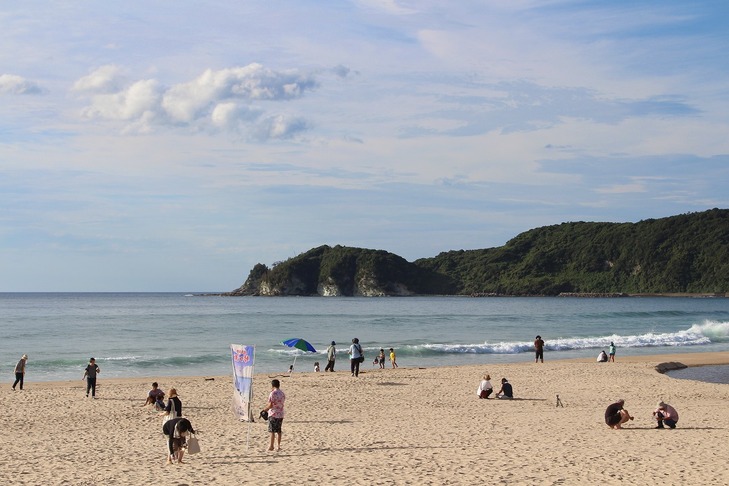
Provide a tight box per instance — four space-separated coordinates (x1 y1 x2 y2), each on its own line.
15 350 729 388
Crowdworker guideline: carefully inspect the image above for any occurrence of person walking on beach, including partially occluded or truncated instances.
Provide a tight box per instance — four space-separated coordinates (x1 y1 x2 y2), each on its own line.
653 401 679 429
325 341 336 372
495 378 513 399
477 374 493 399
12 354 28 391
604 399 634 429
163 416 195 464
534 335 545 363
349 338 363 377
389 348 398 368
609 342 616 362
262 379 285 451
82 357 100 398
378 349 386 369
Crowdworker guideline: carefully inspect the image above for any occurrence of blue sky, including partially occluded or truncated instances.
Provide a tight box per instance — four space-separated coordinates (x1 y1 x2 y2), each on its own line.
2 1 728 291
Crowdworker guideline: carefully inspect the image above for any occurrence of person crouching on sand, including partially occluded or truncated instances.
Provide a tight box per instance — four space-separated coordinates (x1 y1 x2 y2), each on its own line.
495 378 513 399
604 399 634 429
653 401 679 429
477 374 493 399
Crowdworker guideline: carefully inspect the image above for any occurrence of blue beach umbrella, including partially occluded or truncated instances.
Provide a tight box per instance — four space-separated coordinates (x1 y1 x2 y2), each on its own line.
281 338 317 353
281 338 317 371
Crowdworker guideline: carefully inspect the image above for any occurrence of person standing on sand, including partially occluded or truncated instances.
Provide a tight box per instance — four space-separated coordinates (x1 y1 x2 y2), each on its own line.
325 341 336 372
378 349 386 369
12 354 28 391
263 379 285 451
604 399 634 429
534 335 545 363
82 357 100 398
349 338 363 376
609 342 616 362
389 348 398 368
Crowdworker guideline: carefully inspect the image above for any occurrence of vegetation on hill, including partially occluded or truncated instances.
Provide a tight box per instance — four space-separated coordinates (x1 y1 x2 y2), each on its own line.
228 209 729 296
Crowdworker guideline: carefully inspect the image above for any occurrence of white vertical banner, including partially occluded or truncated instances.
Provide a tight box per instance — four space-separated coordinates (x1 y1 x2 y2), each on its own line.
231 344 255 422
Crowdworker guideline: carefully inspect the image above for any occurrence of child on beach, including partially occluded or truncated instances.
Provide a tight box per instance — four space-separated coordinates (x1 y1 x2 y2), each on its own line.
389 348 398 368
378 349 386 368
144 382 166 409
609 342 616 362
314 362 320 372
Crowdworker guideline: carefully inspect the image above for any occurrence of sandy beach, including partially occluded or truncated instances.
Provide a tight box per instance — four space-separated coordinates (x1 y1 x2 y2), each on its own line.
3 352 729 485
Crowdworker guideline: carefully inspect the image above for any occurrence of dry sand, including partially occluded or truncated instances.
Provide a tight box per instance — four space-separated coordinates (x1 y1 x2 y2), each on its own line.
3 352 729 485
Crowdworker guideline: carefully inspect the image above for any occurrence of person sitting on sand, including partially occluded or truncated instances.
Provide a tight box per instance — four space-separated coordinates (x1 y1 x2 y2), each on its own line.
144 382 166 409
597 350 608 362
314 362 320 372
495 378 513 399
653 401 679 429
604 399 634 429
477 374 493 399
162 417 195 465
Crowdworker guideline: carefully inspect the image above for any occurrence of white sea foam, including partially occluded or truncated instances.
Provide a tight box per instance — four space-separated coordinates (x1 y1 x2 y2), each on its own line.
415 320 728 355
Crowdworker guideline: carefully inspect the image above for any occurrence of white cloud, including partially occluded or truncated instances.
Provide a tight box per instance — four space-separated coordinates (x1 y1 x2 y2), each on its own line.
76 63 318 138
72 65 125 93
0 74 42 95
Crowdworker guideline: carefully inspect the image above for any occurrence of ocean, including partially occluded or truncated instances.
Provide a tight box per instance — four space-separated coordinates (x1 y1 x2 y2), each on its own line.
2 293 729 383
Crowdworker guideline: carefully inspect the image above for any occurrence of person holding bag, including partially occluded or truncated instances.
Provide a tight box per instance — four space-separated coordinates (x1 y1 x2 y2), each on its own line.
162 417 195 464
160 388 182 424
349 338 363 377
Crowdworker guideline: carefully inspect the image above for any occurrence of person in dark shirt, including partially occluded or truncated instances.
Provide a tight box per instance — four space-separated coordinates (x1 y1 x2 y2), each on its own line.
496 378 513 399
534 335 545 363
82 358 100 398
604 399 634 429
162 417 195 464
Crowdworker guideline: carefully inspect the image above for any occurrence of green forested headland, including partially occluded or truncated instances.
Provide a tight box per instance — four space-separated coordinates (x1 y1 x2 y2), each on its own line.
228 209 729 296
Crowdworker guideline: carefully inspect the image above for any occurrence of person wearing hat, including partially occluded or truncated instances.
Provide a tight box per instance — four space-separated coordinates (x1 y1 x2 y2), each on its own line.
161 388 182 420
324 341 337 372
653 401 679 429
12 354 28 391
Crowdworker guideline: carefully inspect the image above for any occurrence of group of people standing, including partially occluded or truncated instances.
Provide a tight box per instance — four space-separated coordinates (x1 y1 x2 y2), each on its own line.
323 339 398 377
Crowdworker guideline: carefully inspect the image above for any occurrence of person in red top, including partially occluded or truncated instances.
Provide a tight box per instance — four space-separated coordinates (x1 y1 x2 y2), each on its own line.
263 379 286 451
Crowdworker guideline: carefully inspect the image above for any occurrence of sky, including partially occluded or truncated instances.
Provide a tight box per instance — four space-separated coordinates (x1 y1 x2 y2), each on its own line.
2 1 728 292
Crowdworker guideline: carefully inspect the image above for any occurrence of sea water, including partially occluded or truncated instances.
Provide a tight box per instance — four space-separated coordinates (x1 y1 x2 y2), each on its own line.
1 293 729 382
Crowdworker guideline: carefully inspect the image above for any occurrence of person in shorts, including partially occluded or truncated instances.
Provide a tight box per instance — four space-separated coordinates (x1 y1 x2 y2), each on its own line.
604 399 634 429
162 417 195 464
534 335 545 363
263 379 285 451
